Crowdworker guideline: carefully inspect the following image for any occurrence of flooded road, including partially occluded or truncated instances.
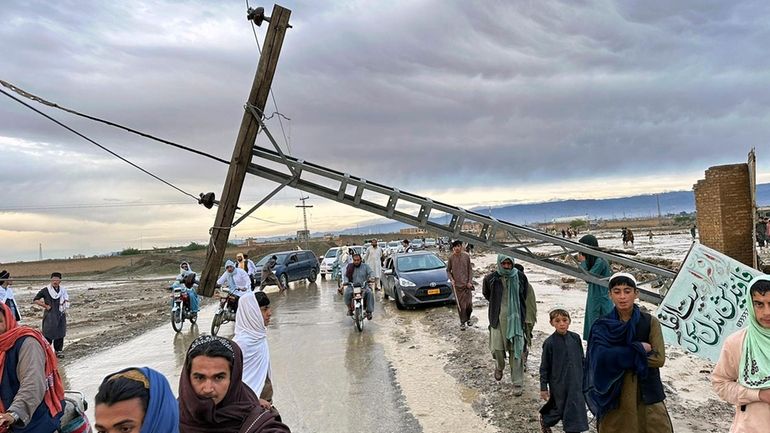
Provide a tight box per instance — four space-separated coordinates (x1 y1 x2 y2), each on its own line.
64 278 421 432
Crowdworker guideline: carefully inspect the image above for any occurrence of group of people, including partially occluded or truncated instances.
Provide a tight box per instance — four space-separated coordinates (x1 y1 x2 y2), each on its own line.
560 228 579 239
444 233 674 432
0 278 291 433
621 227 635 247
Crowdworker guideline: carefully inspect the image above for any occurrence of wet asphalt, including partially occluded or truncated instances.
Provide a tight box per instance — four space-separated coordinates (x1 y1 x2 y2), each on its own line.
63 278 422 432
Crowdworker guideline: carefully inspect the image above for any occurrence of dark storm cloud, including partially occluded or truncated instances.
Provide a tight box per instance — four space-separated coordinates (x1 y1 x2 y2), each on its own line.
1 0 770 255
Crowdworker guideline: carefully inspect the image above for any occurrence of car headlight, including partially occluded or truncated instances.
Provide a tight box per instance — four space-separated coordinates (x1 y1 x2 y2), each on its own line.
398 277 416 287
447 279 452 284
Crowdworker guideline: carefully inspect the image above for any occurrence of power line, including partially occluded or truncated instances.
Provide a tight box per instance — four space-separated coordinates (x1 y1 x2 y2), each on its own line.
245 0 292 155
0 86 201 202
0 79 229 165
0 202 193 211
0 82 295 226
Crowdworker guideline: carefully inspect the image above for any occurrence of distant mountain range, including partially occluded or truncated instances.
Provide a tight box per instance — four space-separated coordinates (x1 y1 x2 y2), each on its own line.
331 183 770 235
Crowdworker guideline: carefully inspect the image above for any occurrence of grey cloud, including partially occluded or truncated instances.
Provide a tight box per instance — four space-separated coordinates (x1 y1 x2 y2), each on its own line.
1 0 770 253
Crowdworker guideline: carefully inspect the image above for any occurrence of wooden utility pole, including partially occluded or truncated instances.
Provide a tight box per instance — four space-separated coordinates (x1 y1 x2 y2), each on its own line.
199 4 292 297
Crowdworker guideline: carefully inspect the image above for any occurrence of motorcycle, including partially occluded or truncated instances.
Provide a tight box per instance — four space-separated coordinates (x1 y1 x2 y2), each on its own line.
171 286 198 333
211 287 238 336
59 390 92 433
348 280 373 332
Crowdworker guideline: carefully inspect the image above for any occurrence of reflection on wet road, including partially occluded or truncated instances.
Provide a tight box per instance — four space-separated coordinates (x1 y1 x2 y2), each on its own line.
64 279 422 432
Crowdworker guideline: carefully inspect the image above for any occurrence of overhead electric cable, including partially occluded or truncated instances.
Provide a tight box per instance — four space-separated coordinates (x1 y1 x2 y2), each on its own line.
0 85 294 226
245 0 292 155
0 79 229 165
0 86 200 202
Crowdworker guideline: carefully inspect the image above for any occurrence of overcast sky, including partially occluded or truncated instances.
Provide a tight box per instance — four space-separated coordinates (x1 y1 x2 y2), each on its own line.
2 0 770 261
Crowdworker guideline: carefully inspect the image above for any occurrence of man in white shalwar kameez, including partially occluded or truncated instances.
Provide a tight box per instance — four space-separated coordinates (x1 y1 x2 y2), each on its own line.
233 290 275 410
363 240 383 291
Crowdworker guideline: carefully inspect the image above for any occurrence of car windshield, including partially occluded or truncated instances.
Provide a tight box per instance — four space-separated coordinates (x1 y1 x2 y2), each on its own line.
324 248 339 258
397 254 446 272
425 238 436 243
388 241 400 248
412 239 423 244
256 253 288 266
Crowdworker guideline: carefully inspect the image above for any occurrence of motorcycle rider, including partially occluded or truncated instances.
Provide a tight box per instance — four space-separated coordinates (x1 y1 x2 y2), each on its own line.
172 262 200 314
337 253 375 320
216 260 251 312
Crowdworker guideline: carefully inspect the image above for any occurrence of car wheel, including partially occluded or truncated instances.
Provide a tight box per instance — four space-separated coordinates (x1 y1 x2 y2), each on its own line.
395 292 405 310
308 270 317 283
280 273 289 290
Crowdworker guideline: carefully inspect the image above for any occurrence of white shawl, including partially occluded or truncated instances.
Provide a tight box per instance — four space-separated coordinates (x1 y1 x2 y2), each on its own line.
233 291 271 397
47 284 70 313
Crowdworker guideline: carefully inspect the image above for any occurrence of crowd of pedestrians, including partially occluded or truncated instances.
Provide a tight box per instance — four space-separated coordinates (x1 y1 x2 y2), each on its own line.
3 232 770 433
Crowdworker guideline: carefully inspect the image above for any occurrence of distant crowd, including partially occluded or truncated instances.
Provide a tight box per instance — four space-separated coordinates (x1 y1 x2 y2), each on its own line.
2 227 769 433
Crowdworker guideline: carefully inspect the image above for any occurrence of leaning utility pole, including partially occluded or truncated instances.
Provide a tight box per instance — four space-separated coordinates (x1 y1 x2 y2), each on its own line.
199 4 292 297
296 195 313 249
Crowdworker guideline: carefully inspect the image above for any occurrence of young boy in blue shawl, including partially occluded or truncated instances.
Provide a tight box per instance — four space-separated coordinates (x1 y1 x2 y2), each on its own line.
584 272 672 433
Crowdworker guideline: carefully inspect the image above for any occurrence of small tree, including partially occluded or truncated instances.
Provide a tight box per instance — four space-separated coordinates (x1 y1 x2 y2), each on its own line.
181 242 206 252
569 219 588 229
120 247 141 256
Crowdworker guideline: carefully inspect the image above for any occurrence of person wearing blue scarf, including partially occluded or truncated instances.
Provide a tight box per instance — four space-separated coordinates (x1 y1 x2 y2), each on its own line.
482 255 528 396
584 272 672 432
94 366 179 433
578 234 615 341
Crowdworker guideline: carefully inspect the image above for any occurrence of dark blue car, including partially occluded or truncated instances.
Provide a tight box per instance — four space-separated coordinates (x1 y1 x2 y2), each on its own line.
253 250 319 289
381 251 454 309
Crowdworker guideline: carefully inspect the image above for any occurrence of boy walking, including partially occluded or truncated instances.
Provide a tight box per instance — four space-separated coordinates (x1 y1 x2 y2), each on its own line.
539 309 589 433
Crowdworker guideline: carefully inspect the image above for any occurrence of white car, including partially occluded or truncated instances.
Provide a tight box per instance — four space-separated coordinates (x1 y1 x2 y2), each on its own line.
387 241 401 255
320 247 341 279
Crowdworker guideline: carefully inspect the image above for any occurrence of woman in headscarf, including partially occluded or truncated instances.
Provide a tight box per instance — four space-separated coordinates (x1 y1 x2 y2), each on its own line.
711 275 770 432
481 255 528 396
178 335 290 433
94 367 179 433
0 270 20 322
578 234 614 340
0 303 65 432
233 291 275 410
584 272 672 433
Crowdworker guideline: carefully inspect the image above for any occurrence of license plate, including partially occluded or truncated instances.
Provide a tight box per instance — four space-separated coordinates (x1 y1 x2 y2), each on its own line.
427 288 441 295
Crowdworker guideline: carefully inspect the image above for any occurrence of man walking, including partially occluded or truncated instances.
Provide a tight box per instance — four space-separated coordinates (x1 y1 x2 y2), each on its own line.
447 240 474 330
363 239 383 291
482 255 528 395
32 272 69 358
259 255 285 292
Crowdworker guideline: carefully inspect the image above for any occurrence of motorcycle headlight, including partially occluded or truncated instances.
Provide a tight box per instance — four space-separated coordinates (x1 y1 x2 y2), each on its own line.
398 277 416 287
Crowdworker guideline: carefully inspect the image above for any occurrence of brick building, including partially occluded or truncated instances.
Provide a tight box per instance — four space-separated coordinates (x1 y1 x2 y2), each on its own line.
693 163 754 266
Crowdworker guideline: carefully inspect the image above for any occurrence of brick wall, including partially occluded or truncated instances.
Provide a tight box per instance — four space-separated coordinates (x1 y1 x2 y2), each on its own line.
693 163 754 265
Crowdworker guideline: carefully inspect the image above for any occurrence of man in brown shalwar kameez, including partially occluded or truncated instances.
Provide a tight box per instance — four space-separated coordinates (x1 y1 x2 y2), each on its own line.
447 240 474 330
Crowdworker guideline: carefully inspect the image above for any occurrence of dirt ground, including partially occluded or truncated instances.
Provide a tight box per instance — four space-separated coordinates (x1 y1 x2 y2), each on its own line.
11 278 212 368
394 249 736 433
